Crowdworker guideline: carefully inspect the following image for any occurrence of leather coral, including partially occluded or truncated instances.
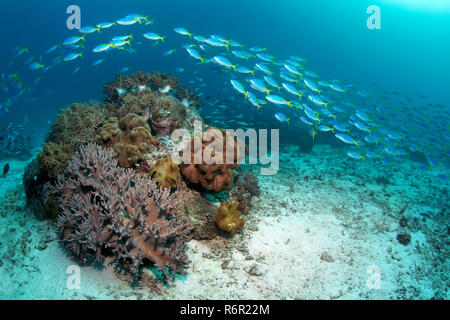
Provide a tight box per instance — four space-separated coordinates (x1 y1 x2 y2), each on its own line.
95 113 151 168
54 143 191 281
179 128 241 192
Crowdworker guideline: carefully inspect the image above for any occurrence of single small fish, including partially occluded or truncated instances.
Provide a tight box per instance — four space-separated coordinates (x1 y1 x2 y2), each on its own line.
347 151 365 160
63 35 85 46
79 25 101 34
230 80 247 97
213 56 236 71
96 21 116 29
266 95 292 107
143 33 166 42
274 112 290 125
92 58 105 66
63 52 83 62
117 17 139 26
93 43 113 53
335 133 360 146
186 47 204 63
164 49 176 56
2 163 9 177
174 27 193 38
28 62 45 71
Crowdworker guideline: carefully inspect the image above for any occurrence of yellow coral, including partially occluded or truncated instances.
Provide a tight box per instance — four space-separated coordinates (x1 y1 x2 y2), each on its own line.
215 201 245 235
95 113 151 168
149 156 181 188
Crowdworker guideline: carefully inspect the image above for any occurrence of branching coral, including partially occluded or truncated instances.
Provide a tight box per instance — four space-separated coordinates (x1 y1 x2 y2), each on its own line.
179 129 240 192
54 143 192 280
215 201 245 235
149 156 181 189
95 113 152 168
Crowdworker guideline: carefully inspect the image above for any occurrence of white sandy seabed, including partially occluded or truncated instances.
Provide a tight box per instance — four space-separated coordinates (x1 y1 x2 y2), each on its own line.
0 144 448 300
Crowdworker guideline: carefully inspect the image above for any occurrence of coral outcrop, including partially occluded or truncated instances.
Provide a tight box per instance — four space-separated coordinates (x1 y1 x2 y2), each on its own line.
53 143 192 280
95 113 151 168
179 129 240 192
215 201 245 235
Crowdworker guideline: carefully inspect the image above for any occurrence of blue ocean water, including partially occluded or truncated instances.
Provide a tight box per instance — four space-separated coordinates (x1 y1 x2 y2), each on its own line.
0 0 449 300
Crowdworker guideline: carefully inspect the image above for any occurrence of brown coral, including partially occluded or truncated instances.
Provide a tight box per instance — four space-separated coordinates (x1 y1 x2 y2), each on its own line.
215 201 245 235
37 142 72 178
231 171 260 214
103 72 153 103
179 128 240 192
150 96 187 135
54 143 192 280
95 113 151 168
46 102 106 148
151 72 179 91
149 156 181 189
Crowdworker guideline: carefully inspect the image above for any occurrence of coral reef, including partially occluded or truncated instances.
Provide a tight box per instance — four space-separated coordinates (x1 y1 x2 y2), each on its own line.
95 113 152 168
231 171 260 214
149 156 181 189
53 143 192 280
179 129 240 192
215 200 245 235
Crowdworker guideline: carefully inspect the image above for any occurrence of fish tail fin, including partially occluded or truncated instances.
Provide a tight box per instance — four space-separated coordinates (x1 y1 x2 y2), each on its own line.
287 118 291 126
189 33 193 38
287 101 293 108
267 89 271 95
251 70 255 76
244 92 249 100
161 36 166 43
81 34 86 42
225 44 230 51
232 65 237 72
257 104 261 111
200 58 204 64
355 141 360 147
